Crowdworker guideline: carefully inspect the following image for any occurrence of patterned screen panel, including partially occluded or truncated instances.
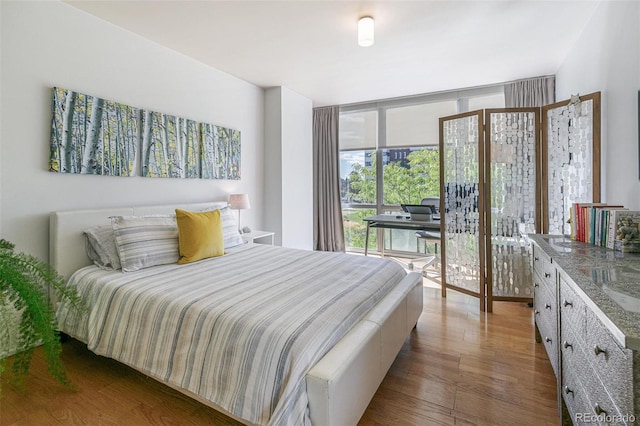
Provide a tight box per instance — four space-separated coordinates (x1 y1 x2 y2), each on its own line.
546 98 595 235
441 113 482 296
487 111 538 299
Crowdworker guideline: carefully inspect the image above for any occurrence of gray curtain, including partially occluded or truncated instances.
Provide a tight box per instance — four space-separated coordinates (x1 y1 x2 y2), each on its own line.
313 106 345 252
504 75 555 107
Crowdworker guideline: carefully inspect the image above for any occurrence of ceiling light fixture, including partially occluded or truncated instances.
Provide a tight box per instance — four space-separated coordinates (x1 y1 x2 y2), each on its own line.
358 16 374 47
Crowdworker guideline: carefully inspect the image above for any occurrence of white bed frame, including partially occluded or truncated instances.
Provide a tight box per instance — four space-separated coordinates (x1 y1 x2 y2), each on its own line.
49 201 423 426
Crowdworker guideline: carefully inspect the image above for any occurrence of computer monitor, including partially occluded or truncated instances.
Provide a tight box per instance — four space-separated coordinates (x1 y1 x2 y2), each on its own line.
401 204 437 220
401 204 435 214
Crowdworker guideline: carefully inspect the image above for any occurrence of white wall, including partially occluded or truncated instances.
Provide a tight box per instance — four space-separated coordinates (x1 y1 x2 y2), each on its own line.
264 87 282 245
264 88 284 243
0 1 265 261
281 88 313 249
264 87 313 249
556 0 640 210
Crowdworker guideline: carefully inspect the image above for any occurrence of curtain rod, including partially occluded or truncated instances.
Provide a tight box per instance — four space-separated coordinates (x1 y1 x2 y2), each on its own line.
335 74 554 111
337 82 504 110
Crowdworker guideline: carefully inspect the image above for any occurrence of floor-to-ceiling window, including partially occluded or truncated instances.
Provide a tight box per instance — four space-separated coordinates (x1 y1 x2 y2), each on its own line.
339 109 377 251
339 87 505 255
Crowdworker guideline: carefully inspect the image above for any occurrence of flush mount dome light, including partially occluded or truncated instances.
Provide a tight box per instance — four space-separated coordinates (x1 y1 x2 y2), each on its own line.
358 16 374 47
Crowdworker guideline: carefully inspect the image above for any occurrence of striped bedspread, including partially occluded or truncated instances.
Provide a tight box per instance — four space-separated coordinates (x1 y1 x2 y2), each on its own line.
56 244 407 425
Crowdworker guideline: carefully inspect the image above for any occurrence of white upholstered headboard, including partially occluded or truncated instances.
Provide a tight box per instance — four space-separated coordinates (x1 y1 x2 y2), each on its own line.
49 201 228 280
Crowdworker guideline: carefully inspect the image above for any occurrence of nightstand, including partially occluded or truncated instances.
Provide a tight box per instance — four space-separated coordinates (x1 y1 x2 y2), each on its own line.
241 230 275 245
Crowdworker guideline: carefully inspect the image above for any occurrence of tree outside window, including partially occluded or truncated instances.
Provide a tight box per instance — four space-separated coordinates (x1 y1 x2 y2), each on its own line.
340 147 440 251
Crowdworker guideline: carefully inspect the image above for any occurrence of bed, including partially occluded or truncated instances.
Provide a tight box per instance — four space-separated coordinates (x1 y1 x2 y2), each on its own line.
50 201 423 426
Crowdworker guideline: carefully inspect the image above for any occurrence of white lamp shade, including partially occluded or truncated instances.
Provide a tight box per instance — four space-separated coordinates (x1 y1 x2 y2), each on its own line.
358 16 374 47
229 193 250 210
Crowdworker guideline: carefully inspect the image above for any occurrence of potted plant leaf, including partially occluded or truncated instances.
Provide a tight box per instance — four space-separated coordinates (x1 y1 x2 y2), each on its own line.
0 239 84 392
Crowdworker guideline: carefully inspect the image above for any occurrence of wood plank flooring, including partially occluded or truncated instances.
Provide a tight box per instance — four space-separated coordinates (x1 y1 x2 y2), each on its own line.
1 287 559 425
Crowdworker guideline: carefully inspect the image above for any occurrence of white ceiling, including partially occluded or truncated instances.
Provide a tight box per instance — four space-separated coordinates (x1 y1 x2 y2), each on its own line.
65 0 600 107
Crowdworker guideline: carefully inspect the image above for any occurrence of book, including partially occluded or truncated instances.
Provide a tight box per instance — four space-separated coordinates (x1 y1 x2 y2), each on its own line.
576 203 605 242
570 203 578 240
571 202 586 241
570 203 628 248
595 208 603 245
600 209 608 246
594 205 623 246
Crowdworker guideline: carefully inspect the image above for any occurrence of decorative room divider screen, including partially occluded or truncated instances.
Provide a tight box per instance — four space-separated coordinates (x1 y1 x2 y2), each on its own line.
438 92 600 312
542 92 601 235
438 110 486 307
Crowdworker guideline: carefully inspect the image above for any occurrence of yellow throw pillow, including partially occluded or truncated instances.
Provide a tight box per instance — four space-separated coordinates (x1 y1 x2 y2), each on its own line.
175 209 225 264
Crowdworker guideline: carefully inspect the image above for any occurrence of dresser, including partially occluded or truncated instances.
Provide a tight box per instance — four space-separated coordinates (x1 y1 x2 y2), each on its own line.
530 235 639 426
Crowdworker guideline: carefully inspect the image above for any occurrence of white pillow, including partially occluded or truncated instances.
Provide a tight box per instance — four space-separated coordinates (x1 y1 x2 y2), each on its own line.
111 215 179 272
203 207 245 249
84 225 121 270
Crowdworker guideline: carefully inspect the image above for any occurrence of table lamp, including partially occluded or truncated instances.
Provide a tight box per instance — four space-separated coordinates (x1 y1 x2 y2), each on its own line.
228 193 250 233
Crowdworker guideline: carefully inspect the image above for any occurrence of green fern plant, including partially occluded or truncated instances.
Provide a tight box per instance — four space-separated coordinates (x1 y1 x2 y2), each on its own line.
0 239 84 391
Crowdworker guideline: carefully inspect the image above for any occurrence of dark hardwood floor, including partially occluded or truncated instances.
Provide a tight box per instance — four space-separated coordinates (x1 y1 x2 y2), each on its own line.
1 287 559 425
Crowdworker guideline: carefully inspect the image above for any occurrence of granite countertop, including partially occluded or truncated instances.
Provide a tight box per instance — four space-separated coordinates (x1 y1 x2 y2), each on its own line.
529 234 640 351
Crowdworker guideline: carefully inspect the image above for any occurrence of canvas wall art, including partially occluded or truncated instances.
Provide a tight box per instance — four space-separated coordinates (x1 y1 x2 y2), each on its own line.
141 112 200 178
49 87 241 180
50 87 139 176
201 123 241 180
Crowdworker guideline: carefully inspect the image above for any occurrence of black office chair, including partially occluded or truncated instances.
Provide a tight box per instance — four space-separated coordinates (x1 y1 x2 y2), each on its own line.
408 197 441 277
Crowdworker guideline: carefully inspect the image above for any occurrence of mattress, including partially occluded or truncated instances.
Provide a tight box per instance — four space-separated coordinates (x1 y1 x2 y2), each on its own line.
56 243 408 425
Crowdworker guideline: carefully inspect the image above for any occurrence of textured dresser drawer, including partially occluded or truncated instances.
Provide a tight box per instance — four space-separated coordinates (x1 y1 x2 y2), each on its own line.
585 309 634 417
533 245 554 283
542 326 559 377
561 329 590 382
535 288 555 329
533 270 556 299
535 284 558 376
561 362 593 424
559 277 587 342
534 282 557 328
561 336 629 425
533 247 556 320
560 322 584 366
583 369 630 425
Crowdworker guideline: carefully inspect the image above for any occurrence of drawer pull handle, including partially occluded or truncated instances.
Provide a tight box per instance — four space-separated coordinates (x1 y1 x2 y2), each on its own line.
564 386 573 395
594 404 607 416
563 341 573 350
534 283 539 288
563 300 573 307
534 310 540 315
545 337 552 343
534 257 539 261
544 272 551 278
594 345 607 356
545 303 551 310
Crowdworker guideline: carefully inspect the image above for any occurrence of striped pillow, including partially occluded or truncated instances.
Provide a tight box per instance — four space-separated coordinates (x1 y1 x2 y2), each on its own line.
84 225 121 270
214 207 245 249
111 215 179 272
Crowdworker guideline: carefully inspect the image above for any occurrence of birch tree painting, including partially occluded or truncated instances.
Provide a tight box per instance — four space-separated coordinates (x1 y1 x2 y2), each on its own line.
49 87 138 176
141 112 200 178
201 123 241 180
49 86 240 180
